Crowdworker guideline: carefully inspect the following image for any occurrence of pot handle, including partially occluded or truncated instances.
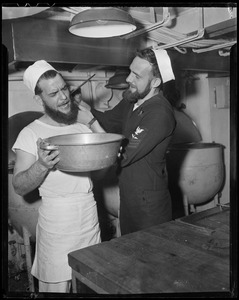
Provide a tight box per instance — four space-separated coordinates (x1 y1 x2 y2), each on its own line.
40 141 58 151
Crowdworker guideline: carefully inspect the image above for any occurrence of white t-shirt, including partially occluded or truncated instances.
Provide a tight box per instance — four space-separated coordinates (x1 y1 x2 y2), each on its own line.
12 119 93 198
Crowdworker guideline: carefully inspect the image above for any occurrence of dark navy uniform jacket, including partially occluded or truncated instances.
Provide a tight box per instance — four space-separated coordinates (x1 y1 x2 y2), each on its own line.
92 91 176 235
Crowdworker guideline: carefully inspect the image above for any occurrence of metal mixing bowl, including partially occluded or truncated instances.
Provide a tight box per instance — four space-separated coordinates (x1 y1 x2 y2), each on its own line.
40 133 124 172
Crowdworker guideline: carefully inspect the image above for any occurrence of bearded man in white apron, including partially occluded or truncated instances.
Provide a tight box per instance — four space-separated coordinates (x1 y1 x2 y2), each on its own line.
12 61 103 293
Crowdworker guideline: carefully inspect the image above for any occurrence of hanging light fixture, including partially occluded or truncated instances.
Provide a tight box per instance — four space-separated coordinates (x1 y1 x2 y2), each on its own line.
69 7 136 38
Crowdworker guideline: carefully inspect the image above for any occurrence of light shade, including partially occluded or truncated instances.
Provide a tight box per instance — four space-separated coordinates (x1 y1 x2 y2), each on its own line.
69 7 136 38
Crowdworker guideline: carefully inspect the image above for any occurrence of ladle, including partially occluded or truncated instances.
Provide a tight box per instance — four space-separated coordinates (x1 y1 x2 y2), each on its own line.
70 73 96 97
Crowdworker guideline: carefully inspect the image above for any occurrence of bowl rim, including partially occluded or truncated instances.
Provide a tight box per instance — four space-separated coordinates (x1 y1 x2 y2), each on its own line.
44 133 125 146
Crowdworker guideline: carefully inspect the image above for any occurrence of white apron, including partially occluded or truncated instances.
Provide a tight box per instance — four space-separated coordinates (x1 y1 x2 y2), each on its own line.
31 192 101 282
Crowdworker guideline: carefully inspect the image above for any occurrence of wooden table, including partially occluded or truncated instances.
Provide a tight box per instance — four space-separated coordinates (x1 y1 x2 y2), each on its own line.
68 205 230 294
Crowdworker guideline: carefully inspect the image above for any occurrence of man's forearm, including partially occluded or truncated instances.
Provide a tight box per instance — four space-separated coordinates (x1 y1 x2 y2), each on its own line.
91 107 122 133
89 118 105 133
13 160 49 196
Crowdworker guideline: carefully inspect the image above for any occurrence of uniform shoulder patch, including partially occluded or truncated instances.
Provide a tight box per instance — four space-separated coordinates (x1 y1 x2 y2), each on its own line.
132 126 145 139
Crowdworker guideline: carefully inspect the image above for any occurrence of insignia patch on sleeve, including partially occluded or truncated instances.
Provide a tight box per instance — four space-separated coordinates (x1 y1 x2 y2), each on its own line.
132 126 145 139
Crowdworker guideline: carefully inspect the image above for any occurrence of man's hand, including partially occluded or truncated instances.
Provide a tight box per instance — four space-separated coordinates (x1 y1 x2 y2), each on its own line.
37 138 60 170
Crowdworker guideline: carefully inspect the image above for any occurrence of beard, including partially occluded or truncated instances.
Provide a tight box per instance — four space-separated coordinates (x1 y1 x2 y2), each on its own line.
44 97 79 125
123 81 152 103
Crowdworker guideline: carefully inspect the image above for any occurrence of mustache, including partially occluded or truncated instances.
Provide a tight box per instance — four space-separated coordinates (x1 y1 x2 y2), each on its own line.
44 97 78 125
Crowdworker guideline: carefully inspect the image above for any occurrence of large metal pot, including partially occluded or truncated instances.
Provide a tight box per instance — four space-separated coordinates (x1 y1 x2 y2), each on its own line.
166 142 225 205
41 133 124 172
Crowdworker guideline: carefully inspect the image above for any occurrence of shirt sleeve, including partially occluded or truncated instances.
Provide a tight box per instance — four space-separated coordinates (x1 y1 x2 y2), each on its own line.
12 127 38 157
121 106 175 167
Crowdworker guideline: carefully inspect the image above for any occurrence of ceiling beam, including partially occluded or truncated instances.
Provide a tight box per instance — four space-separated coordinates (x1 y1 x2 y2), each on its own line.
169 49 230 73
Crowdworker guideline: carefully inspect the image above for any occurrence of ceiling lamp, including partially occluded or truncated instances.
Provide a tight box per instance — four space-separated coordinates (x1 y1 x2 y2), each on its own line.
69 7 136 38
2 7 48 20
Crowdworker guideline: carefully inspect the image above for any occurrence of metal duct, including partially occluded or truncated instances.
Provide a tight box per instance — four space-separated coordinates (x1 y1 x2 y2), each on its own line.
2 18 141 67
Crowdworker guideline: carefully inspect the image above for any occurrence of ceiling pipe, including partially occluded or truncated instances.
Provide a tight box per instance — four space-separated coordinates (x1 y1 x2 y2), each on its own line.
154 29 205 50
173 46 187 54
192 41 237 53
62 7 79 15
121 7 170 39
69 7 91 13
62 7 91 14
218 50 230 57
149 7 156 23
154 7 205 50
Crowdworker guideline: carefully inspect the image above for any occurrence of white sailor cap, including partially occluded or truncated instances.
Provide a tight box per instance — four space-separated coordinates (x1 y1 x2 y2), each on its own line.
23 60 57 94
152 49 175 83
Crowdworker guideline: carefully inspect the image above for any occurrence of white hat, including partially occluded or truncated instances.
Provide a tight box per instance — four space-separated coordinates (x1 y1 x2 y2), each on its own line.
152 49 175 83
23 60 57 94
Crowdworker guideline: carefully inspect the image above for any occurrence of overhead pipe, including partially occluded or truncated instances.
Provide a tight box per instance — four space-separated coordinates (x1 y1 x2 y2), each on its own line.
62 7 91 15
69 7 91 12
173 46 187 54
62 7 79 15
122 7 170 39
154 7 205 50
218 50 230 57
192 41 237 53
153 29 205 50
149 7 157 23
